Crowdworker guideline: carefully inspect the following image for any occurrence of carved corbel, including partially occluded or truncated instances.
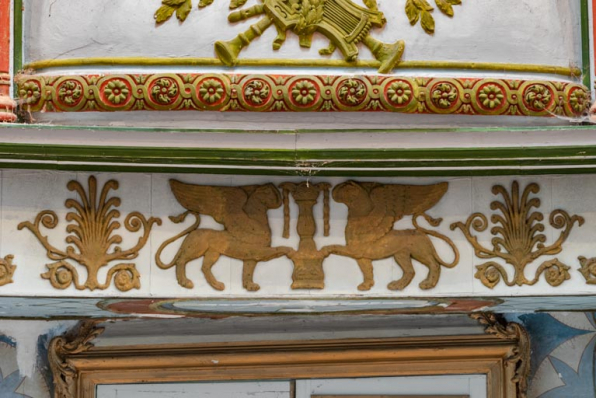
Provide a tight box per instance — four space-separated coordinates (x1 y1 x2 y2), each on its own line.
471 312 530 398
48 320 105 398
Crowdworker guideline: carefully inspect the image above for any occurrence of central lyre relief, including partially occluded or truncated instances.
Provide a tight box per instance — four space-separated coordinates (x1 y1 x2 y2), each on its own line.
156 180 459 291
154 0 465 73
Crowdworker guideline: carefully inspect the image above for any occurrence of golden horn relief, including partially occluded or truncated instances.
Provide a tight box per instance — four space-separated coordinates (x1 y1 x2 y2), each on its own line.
154 0 465 73
156 179 460 291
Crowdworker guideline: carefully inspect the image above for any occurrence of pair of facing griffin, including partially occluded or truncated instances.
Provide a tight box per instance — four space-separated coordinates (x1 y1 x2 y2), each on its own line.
155 180 459 292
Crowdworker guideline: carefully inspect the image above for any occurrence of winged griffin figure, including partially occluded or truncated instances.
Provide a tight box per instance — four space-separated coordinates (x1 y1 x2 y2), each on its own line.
155 0 464 73
322 181 459 291
156 180 292 291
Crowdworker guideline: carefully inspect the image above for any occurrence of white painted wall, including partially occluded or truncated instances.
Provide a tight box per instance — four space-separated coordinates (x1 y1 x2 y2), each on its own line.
24 0 582 70
0 170 594 299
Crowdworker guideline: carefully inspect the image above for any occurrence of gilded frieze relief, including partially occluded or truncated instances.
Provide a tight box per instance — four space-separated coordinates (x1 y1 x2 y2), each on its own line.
16 176 594 292
451 181 584 289
19 176 162 291
154 0 464 72
17 74 589 117
157 180 459 291
0 255 16 287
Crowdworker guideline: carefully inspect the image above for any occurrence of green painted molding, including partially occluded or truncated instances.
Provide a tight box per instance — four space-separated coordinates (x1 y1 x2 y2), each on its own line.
581 0 592 88
13 0 22 73
0 129 595 175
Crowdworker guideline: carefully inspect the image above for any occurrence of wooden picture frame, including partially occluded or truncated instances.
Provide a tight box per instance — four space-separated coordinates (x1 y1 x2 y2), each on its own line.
48 314 529 398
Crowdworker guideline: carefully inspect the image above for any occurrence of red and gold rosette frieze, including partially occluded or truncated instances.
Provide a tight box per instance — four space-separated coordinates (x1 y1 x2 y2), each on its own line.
16 73 589 117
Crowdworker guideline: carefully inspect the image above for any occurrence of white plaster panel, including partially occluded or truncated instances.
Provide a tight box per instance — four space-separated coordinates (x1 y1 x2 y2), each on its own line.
0 170 595 298
24 0 582 70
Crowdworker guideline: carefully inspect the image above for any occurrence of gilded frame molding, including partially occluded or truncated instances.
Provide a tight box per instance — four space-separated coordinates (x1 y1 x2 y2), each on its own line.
49 314 529 398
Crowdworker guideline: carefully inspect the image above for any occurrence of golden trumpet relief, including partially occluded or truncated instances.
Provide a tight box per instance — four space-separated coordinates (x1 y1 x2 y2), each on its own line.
15 177 596 292
154 0 464 73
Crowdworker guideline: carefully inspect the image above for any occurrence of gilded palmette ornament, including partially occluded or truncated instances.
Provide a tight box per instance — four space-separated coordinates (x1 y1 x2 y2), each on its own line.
18 176 161 291
0 255 16 286
471 313 530 398
451 181 583 288
156 180 292 291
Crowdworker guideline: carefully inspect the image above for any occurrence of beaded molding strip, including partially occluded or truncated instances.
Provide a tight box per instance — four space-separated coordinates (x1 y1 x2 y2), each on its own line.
17 74 589 116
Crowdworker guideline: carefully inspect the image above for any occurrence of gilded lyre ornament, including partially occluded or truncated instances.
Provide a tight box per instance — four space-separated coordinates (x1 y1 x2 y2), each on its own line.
156 180 293 291
48 320 104 398
471 312 530 398
18 176 161 291
0 255 16 286
322 181 459 291
451 181 583 289
154 0 464 74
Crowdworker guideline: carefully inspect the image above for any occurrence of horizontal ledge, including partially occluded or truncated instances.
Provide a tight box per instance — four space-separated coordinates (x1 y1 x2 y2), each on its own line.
23 58 582 78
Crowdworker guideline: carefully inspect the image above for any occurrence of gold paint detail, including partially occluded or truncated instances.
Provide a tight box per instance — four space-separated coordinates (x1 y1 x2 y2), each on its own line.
578 256 596 284
471 313 530 398
47 332 525 398
16 73 589 116
18 176 162 291
0 255 16 286
23 58 582 78
48 320 104 398
323 181 459 291
152 0 436 72
155 180 293 291
451 181 584 289
157 180 457 291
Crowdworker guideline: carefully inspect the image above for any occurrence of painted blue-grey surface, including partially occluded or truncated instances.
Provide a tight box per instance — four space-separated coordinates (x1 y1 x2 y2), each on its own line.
507 313 596 398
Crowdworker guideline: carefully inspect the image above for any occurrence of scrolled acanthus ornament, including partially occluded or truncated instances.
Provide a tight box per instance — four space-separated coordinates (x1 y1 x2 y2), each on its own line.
18 176 161 291
0 255 16 286
49 321 104 398
471 312 530 398
451 181 583 288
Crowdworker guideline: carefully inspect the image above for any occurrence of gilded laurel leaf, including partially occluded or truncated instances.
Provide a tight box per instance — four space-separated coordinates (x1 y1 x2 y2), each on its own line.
435 0 453 17
198 0 214 8
406 0 463 35
229 0 248 9
155 0 192 23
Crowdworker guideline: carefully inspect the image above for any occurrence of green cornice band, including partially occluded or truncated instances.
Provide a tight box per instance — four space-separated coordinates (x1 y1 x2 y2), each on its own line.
1 124 596 176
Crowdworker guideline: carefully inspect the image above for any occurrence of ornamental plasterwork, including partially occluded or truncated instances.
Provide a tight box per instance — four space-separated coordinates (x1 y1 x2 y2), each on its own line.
157 180 458 291
154 0 464 72
16 74 589 116
451 181 584 289
18 176 162 291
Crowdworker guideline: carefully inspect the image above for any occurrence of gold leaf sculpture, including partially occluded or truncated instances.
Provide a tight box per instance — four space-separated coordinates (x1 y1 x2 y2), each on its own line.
578 256 596 284
451 181 583 289
154 0 464 73
0 255 16 286
322 181 459 291
158 180 458 291
18 176 161 291
156 180 293 291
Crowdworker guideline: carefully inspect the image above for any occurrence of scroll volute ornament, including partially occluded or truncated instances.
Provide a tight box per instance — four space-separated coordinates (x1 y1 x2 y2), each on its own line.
451 181 583 288
471 313 530 398
0 255 16 286
18 176 161 291
49 321 104 398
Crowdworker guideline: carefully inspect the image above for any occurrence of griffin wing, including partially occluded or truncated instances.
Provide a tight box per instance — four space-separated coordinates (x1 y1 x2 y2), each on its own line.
357 182 448 240
371 182 448 217
169 179 248 226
